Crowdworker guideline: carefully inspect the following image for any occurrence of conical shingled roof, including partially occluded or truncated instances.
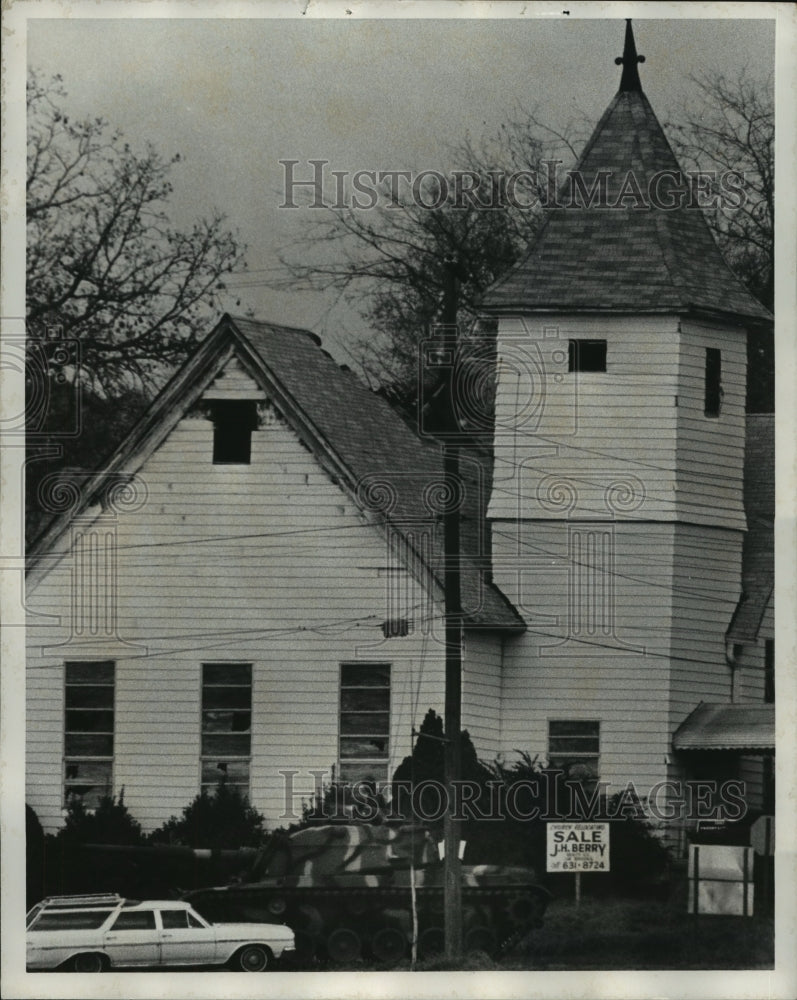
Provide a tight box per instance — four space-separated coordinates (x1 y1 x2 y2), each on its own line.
483 28 771 326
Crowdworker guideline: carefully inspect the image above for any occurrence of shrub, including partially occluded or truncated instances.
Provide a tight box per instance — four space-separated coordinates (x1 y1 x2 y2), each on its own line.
57 790 144 846
149 779 267 849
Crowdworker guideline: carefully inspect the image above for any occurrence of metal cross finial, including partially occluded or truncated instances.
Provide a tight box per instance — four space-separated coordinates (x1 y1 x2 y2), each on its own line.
615 19 645 92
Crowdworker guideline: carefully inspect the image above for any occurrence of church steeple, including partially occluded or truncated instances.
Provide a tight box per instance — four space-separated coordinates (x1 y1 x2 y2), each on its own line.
482 20 771 328
615 19 645 93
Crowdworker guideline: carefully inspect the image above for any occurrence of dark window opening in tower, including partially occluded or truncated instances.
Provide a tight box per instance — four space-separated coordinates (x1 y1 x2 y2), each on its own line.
704 348 722 417
568 340 607 373
211 401 258 464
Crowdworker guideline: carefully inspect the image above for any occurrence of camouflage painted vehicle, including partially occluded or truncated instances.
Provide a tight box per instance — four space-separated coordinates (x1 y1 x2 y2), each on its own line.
183 824 551 963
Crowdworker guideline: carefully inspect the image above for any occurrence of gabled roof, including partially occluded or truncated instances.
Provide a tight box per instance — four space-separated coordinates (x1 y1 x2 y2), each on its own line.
673 702 774 752
28 314 524 633
726 414 775 643
482 34 772 327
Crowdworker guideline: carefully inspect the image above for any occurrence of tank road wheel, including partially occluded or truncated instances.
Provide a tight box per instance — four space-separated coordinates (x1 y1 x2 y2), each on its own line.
326 927 362 965
231 943 271 972
266 896 287 918
464 925 497 956
370 927 406 965
71 952 106 973
418 926 444 958
505 893 536 927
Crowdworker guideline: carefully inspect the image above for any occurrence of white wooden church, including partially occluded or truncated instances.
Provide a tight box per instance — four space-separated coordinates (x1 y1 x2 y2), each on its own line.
26 24 774 849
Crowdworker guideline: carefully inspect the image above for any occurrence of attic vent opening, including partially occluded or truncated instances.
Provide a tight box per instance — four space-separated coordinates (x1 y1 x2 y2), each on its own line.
704 348 722 418
211 401 257 464
568 340 607 373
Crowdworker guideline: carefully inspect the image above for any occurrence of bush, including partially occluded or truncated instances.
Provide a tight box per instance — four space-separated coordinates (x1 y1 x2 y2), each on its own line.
57 790 144 846
149 779 268 849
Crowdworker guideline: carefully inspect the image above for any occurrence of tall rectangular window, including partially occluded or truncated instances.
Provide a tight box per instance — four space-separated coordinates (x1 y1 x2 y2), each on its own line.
339 663 390 784
704 348 722 417
548 720 600 783
764 639 774 703
201 663 252 794
64 661 115 808
568 340 607 372
211 401 257 464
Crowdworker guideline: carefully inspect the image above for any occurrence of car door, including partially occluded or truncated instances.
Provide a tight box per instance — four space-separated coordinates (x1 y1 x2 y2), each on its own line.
102 908 160 967
157 907 218 967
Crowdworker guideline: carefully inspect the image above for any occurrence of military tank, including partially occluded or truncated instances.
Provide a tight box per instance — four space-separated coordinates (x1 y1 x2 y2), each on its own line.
183 823 551 964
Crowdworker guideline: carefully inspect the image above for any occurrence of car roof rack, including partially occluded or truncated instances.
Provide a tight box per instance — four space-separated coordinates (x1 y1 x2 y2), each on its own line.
39 893 124 907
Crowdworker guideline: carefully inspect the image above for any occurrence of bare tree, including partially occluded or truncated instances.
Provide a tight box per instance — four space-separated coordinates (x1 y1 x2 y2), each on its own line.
27 69 247 395
277 107 584 409
666 71 774 412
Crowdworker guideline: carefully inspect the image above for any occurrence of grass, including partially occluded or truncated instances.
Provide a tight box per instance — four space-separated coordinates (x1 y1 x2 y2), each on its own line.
314 894 774 972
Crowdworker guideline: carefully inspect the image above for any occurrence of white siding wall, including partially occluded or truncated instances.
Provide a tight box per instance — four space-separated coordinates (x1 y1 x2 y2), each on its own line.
26 359 448 833
491 522 674 796
489 315 681 523
462 631 503 759
735 597 774 811
676 320 747 530
667 524 741 734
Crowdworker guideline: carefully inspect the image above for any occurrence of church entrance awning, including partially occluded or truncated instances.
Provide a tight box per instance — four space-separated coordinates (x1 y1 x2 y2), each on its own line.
673 703 775 753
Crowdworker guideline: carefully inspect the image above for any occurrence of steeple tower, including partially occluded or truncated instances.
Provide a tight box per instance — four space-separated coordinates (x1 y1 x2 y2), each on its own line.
482 22 773 839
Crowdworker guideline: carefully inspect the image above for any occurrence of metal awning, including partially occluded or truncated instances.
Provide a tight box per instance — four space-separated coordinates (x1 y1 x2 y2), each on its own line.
672 703 775 752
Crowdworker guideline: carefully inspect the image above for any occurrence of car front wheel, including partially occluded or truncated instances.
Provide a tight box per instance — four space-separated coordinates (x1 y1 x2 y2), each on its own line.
71 952 106 973
231 943 271 972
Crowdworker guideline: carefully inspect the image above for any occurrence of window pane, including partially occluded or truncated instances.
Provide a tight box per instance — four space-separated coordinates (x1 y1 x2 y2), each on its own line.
65 760 113 783
340 736 389 758
65 710 114 733
341 688 390 712
340 712 389 736
341 664 390 687
188 913 204 928
160 910 190 929
65 685 114 708
111 910 156 930
201 759 250 785
549 721 600 737
338 761 388 785
549 756 599 779
66 661 114 684
31 910 113 931
201 733 251 756
202 710 251 733
203 663 251 686
549 737 600 754
65 733 114 756
202 687 251 710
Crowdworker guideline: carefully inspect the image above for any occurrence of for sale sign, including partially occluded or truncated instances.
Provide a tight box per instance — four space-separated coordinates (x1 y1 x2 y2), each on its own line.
547 822 610 872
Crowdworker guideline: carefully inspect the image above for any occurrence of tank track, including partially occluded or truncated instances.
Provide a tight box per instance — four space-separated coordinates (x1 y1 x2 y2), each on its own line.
191 883 549 965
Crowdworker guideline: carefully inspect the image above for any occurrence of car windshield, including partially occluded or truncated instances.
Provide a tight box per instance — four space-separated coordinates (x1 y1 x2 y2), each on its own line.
30 910 114 931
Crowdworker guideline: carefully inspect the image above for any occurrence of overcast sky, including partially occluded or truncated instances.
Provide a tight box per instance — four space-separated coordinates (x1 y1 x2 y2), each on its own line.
23 5 776 363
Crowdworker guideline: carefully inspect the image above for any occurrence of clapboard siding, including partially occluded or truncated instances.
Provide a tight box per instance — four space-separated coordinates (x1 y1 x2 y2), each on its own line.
26 369 448 833
490 314 681 524
737 597 774 704
491 315 747 531
668 524 742 735
462 632 503 757
675 320 747 531
492 522 674 795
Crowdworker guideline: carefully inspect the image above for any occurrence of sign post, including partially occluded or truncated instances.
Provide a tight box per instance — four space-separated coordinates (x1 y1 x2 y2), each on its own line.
547 822 610 906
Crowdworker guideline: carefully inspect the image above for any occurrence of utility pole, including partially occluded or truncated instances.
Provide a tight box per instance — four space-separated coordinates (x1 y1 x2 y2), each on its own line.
440 258 463 959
